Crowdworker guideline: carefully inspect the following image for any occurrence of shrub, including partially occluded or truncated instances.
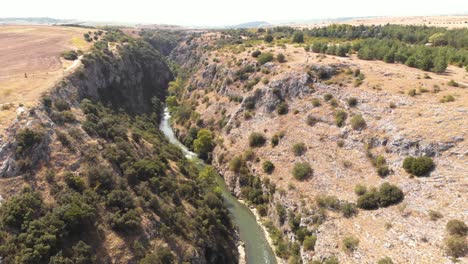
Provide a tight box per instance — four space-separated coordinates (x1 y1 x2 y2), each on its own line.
292 31 304 43
42 97 52 108
264 34 274 43
257 52 274 65
447 80 459 87
292 162 312 180
340 202 358 218
271 134 280 147
350 115 366 130
408 89 417 96
378 182 404 207
257 204 268 216
306 115 319 126
57 131 72 148
311 98 321 107
140 247 175 264
334 110 347 127
402 156 434 176
316 195 340 210
440 94 455 103
0 189 42 229
251 50 261 58
357 189 380 210
445 236 467 258
54 99 71 111
64 172 85 192
324 93 333 101
62 50 78 60
347 97 358 107
292 142 306 156
429 210 443 221
377 165 390 177
354 184 367 196
249 132 266 147
276 102 289 115
342 236 359 252
262 160 275 174
377 257 394 264
277 53 286 63
303 235 317 251
446 219 467 236
16 128 43 155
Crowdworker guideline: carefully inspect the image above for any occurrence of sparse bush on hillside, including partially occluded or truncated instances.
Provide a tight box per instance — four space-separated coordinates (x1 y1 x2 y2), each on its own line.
303 235 317 251
292 142 307 156
257 52 274 65
355 184 367 196
445 236 467 258
377 257 394 264
347 97 358 107
350 115 366 130
292 31 304 43
264 34 274 43
306 115 319 126
447 80 459 87
340 202 358 218
193 129 214 160
292 162 312 180
62 50 78 60
252 50 261 58
311 98 321 107
342 236 359 252
357 183 404 210
249 132 266 147
277 53 286 63
16 128 44 155
276 102 289 115
334 110 347 127
446 219 467 236
324 93 333 101
402 156 435 176
54 99 71 112
262 160 275 174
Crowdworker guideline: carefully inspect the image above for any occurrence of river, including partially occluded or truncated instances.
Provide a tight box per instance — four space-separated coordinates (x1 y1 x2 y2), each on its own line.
159 108 277 264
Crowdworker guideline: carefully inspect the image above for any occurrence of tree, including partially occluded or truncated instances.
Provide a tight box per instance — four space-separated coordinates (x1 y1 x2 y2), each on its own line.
193 129 214 160
292 162 312 180
292 31 304 43
433 55 448 73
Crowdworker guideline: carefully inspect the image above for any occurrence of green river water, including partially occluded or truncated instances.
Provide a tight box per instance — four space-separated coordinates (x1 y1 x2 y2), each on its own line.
160 108 277 264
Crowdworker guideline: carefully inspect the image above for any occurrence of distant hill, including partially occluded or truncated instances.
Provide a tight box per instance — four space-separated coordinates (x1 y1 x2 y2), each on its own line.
227 21 271 28
0 17 77 25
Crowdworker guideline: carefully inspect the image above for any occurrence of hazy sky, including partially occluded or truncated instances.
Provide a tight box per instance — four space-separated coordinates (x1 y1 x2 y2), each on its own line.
1 0 467 26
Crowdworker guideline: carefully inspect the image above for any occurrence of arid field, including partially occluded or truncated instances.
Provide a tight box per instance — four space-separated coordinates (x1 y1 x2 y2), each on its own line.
0 25 91 134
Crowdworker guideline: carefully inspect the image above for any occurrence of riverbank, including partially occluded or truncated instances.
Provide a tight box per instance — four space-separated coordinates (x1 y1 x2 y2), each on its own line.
238 199 285 264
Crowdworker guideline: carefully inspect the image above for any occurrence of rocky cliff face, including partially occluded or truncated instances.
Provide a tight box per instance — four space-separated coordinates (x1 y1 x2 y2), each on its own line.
0 31 238 264
169 32 467 264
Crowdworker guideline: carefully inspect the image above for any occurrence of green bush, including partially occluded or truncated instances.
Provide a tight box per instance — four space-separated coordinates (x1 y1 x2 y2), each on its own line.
311 98 321 107
357 189 380 210
292 162 312 180
252 50 261 58
324 93 333 101
340 202 358 218
350 115 366 130
303 235 317 251
276 102 289 115
445 235 467 258
342 236 359 252
292 142 306 156
257 52 274 65
446 219 467 236
378 182 404 207
292 32 304 43
264 35 274 43
334 110 347 127
347 97 358 107
249 132 266 147
402 156 435 176
354 184 367 196
54 99 71 112
16 128 43 155
377 257 394 264
277 53 286 63
306 115 319 126
194 129 214 160
62 50 78 60
0 189 42 229
262 160 275 174
64 172 85 192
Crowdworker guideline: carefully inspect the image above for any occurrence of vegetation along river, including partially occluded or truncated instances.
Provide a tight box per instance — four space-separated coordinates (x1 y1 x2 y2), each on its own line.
160 108 277 264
